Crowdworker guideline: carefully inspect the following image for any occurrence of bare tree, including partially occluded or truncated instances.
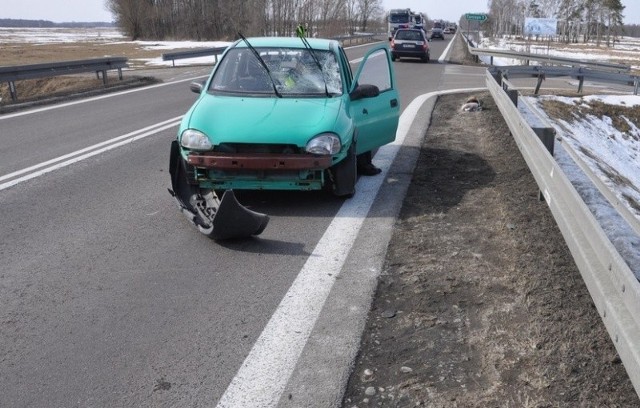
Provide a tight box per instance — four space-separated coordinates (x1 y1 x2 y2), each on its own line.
357 0 382 32
107 0 372 40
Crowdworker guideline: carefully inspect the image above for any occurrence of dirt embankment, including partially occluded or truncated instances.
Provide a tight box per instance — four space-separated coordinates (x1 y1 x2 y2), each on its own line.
341 92 639 407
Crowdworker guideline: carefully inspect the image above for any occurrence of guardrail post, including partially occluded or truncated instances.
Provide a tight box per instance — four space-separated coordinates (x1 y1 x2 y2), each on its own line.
532 126 555 200
8 81 18 101
532 126 555 156
534 73 546 95
501 82 518 106
577 75 584 93
490 69 503 86
101 70 108 85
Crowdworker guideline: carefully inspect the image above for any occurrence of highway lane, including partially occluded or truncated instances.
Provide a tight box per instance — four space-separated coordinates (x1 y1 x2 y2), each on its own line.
0 36 487 407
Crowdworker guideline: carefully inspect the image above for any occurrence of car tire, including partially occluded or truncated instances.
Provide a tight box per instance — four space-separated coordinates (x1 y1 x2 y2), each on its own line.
391 54 396 61
330 139 356 198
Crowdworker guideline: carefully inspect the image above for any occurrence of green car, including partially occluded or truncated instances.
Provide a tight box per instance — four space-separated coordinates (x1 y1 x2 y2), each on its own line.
169 36 400 239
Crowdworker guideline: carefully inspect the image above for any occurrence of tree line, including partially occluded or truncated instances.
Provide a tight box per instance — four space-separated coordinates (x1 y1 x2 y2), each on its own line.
484 0 636 44
105 0 385 40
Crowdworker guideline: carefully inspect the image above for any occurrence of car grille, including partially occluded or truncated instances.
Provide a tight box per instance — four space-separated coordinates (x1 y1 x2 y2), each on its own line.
215 143 302 155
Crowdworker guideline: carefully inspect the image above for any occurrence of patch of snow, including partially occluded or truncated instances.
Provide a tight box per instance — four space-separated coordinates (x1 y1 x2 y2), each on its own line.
525 94 640 278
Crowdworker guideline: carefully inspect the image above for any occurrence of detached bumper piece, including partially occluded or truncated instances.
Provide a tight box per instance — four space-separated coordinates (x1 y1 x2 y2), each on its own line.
169 141 269 240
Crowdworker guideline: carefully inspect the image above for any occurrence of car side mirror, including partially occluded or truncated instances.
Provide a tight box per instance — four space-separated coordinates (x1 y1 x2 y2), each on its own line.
349 84 380 101
190 81 205 94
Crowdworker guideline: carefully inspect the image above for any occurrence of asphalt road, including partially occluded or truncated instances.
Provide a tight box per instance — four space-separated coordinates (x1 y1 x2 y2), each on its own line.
0 35 487 407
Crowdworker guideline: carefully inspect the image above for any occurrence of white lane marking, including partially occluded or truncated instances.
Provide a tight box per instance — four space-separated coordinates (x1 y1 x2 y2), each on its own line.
215 92 429 408
0 76 207 120
0 118 181 191
216 87 488 407
0 116 181 183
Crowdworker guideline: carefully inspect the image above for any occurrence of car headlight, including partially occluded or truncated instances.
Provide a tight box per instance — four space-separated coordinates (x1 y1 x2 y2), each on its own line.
180 129 213 151
305 133 341 155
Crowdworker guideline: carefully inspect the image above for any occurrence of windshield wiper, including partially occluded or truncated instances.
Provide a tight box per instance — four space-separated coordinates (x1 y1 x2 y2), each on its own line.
297 31 330 97
238 32 282 98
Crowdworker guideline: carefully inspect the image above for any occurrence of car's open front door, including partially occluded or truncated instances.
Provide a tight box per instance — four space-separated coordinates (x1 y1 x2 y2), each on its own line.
349 45 400 155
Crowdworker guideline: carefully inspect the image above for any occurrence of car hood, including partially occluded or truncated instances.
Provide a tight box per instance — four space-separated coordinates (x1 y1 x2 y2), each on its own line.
185 94 346 146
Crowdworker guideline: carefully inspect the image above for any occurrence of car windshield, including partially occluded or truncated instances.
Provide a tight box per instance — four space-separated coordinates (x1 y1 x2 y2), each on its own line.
389 13 410 23
209 47 343 96
396 31 424 41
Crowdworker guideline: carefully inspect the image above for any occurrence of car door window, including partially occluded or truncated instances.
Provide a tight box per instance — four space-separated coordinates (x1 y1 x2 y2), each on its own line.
356 49 392 92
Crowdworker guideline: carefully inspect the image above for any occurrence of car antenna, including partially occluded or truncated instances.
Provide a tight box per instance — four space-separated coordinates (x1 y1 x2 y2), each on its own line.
237 32 282 98
296 25 330 97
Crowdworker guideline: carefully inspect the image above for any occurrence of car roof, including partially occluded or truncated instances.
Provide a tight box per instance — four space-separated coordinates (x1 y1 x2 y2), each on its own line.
394 29 426 38
233 37 338 51
395 29 425 34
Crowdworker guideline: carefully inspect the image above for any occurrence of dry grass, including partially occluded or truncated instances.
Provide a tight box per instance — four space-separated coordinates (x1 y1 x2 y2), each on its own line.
540 97 640 134
0 35 168 106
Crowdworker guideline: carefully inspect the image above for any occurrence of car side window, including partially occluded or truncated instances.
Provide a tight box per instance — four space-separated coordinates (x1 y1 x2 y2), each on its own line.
357 49 391 92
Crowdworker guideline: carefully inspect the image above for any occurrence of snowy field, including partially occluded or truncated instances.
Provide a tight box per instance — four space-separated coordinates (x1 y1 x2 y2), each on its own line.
0 27 231 67
478 34 640 71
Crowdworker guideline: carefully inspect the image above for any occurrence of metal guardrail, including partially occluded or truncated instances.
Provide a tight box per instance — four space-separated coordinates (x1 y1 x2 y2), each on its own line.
332 34 379 46
486 69 640 399
162 46 228 67
490 65 640 95
0 57 129 102
160 34 382 67
462 32 631 72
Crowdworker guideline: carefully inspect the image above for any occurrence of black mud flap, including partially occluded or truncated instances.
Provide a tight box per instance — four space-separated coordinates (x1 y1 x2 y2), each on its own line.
168 141 269 240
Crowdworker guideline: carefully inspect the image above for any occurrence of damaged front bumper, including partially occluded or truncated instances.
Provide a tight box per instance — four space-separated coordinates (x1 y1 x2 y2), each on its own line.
168 141 269 240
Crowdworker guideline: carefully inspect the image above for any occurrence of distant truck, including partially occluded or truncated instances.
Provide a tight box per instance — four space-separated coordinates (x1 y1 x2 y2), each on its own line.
387 8 425 40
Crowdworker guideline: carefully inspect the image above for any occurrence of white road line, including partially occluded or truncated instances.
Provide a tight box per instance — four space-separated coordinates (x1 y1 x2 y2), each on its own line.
215 87 487 407
0 118 181 191
0 77 206 120
215 92 431 408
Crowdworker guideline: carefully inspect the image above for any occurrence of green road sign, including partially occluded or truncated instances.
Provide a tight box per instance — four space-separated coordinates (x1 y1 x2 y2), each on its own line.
465 13 487 21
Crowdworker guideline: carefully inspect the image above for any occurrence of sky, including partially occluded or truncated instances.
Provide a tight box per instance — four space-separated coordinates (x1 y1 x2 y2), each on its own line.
0 0 639 25
384 0 640 25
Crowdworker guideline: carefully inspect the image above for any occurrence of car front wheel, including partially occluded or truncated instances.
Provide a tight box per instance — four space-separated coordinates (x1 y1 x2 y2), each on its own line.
329 140 356 198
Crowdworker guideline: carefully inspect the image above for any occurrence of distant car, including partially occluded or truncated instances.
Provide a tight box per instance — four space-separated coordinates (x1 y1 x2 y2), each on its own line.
430 27 445 40
443 27 452 34
169 36 400 238
391 28 430 62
